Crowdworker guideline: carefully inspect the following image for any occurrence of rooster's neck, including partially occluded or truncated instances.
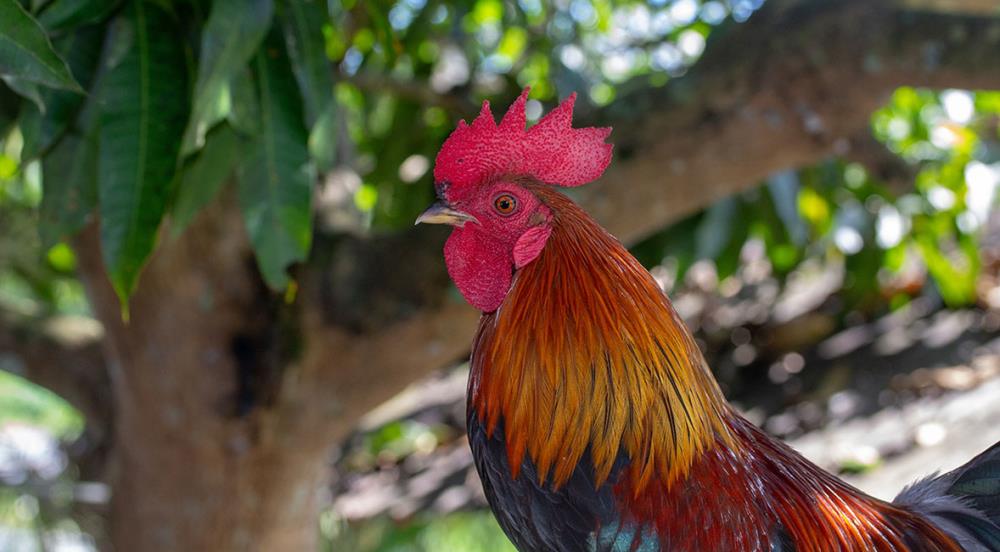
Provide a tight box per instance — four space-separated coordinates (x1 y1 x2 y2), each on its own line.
469 187 734 490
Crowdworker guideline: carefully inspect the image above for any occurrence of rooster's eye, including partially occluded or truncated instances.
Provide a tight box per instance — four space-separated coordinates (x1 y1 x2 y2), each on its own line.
494 194 517 215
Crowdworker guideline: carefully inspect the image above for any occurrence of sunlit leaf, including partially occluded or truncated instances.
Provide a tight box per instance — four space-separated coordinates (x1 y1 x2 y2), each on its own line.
181 0 273 155
309 99 337 172
171 123 242 236
98 2 189 304
798 186 831 235
0 0 82 91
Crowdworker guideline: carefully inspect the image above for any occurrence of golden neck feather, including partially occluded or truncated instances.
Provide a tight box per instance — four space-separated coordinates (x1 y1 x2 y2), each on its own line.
470 187 733 490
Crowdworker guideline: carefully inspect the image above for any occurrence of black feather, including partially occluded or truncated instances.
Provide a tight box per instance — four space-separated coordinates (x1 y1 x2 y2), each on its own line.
468 414 644 552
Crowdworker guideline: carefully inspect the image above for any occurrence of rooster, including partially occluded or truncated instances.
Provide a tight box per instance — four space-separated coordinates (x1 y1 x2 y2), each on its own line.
416 89 1000 551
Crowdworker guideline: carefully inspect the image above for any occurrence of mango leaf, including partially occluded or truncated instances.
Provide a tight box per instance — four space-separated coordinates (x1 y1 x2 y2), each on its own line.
695 196 738 260
37 0 120 31
279 0 337 171
917 232 979 307
363 1 397 66
171 123 242 236
308 99 337 172
180 0 273 155
2 74 44 111
767 170 806 246
21 24 103 160
227 67 259 135
278 0 331 124
238 33 313 290
40 123 99 247
98 2 189 304
0 0 82 91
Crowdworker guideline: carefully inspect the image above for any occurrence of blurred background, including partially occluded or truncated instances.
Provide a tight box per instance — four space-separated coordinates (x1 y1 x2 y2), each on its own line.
1 0 1000 550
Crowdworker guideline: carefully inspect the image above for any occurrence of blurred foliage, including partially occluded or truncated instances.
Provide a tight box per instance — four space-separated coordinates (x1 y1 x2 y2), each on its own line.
0 0 994 321
0 372 87 549
2 0 1000 550
634 87 1000 311
0 371 83 438
0 0 756 310
326 510 515 552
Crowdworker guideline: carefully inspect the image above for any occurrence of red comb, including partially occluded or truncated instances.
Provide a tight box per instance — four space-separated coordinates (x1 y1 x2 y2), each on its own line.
434 88 613 199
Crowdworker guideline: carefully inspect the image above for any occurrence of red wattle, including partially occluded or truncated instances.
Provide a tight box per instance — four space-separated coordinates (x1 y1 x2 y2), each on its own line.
444 227 512 312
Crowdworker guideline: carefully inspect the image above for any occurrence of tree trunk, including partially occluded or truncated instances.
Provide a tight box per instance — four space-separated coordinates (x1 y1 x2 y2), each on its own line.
74 194 332 551
108 426 326 551
25 1 1000 550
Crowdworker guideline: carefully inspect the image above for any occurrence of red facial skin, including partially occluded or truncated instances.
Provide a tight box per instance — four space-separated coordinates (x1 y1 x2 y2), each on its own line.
442 181 553 312
429 87 611 313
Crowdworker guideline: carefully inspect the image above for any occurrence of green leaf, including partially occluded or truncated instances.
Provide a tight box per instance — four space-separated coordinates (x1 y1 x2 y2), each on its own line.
767 170 806 246
37 0 120 31
2 74 44 111
695 196 738 260
238 33 313 290
171 123 242 236
98 2 189 304
181 0 273 155
227 66 259 135
279 0 338 171
308 98 336 172
0 0 82 91
363 1 396 65
40 122 99 247
21 24 104 160
278 0 331 124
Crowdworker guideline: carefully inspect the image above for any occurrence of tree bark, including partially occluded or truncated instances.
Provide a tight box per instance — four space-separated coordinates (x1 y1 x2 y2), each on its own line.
8 0 1000 550
315 0 1000 447
73 194 332 551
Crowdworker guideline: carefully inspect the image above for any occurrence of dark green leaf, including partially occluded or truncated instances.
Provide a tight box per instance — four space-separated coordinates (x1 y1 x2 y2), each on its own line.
171 123 242 235
2 74 44 111
238 33 313 290
227 66 259 135
40 122 98 247
98 2 189 304
278 0 331 124
0 0 82 91
20 24 103 160
37 0 120 31
695 196 738 260
181 0 273 155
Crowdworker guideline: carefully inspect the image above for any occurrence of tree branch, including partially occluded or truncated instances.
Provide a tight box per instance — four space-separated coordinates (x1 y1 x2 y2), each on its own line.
310 0 1000 441
897 0 1000 15
340 72 478 115
582 0 1000 243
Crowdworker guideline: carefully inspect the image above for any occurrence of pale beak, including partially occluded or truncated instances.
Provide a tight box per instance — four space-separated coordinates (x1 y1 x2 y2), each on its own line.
415 201 478 226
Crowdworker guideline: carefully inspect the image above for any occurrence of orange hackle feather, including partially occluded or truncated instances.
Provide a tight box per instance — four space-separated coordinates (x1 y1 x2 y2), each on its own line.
469 185 962 551
470 185 734 490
